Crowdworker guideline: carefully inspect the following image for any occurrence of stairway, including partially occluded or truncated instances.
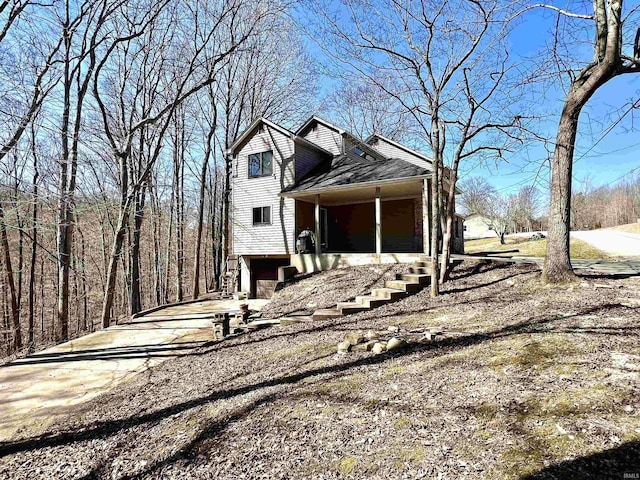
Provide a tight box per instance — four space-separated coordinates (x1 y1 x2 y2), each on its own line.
311 262 431 321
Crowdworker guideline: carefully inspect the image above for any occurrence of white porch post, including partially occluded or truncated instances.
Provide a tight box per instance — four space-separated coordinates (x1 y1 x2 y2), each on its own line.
423 179 430 255
375 187 382 255
314 194 321 254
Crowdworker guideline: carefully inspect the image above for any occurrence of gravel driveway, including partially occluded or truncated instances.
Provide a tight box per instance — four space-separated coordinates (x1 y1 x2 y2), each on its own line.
571 229 640 258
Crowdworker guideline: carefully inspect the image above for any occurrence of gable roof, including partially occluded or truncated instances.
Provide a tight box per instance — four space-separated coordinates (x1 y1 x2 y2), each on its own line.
295 115 345 136
281 149 430 195
365 133 432 164
226 117 332 156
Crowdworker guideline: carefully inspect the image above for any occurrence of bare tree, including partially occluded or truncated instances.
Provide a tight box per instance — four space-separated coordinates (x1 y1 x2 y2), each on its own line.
308 0 527 291
539 0 640 282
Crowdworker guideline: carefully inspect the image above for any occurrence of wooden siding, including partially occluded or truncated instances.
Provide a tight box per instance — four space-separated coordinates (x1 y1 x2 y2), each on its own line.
232 125 296 255
294 142 329 180
299 121 343 155
368 137 431 169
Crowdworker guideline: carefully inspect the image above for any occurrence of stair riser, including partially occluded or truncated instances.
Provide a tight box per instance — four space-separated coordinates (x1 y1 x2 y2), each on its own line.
355 297 390 308
339 307 369 315
370 289 407 301
395 273 430 285
409 267 431 274
385 281 421 292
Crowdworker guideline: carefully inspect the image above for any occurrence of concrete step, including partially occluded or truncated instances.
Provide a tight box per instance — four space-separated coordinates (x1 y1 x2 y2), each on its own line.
385 279 421 293
311 308 343 321
370 287 408 301
355 295 391 308
396 273 430 285
409 266 431 274
246 319 281 329
414 261 431 268
336 302 370 315
279 315 314 326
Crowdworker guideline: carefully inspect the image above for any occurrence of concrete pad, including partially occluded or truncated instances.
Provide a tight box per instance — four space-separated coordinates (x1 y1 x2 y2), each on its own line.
0 298 269 443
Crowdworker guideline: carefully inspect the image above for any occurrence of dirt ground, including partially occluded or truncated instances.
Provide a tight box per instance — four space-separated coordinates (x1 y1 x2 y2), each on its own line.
1 261 639 479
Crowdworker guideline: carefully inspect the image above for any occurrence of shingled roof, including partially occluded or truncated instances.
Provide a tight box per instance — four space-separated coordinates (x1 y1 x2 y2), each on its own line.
282 150 431 194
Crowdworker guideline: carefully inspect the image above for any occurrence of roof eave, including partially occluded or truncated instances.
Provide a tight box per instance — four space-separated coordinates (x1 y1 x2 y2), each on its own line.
280 174 433 198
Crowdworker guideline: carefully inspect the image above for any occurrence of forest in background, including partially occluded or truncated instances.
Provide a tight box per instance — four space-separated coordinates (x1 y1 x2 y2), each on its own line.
0 0 317 356
1 0 639 357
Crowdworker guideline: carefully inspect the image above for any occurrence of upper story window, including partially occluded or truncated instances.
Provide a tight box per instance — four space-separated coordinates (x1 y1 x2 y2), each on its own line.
248 151 273 178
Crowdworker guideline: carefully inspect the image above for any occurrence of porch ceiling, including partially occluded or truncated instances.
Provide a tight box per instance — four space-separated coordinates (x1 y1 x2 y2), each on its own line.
290 179 424 205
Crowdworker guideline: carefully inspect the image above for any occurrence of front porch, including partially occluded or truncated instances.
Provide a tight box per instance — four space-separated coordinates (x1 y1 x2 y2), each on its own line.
288 178 433 256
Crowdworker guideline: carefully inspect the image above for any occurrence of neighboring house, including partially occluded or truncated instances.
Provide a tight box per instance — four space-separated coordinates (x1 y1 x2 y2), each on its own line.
463 213 495 240
227 116 465 298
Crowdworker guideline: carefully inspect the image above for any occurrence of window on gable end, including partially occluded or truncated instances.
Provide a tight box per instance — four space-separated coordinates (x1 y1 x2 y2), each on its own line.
248 151 273 178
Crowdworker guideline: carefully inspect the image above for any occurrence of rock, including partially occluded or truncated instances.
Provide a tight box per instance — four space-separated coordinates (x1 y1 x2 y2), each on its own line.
337 341 352 354
364 330 379 341
344 332 365 346
386 337 407 351
352 340 377 352
387 325 400 333
372 342 387 354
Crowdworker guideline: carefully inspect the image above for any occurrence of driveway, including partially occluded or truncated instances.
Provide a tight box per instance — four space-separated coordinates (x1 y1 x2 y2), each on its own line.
0 298 267 443
571 229 640 258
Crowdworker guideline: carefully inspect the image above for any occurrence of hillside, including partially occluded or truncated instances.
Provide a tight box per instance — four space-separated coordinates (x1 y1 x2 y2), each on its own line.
1 261 639 479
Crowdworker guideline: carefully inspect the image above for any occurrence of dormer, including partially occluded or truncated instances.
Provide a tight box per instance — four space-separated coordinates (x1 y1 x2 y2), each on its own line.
296 116 345 156
365 133 432 169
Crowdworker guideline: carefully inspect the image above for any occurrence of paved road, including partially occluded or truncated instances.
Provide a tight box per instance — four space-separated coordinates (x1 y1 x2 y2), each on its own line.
571 229 640 258
0 298 267 443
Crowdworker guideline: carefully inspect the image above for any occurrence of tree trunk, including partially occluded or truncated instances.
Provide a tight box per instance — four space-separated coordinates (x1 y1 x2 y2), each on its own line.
28 147 39 349
543 99 580 283
0 202 21 350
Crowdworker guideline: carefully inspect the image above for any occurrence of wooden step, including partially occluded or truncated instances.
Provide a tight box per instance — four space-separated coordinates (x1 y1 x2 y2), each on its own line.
385 279 421 293
311 308 343 321
370 287 408 301
355 295 390 308
336 302 370 315
396 273 430 285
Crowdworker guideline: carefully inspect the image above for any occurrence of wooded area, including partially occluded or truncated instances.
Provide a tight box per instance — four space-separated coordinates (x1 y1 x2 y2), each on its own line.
0 0 315 355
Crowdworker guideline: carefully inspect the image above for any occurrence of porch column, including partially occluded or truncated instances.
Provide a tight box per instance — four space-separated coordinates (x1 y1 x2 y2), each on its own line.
314 194 321 254
375 187 382 255
422 179 430 255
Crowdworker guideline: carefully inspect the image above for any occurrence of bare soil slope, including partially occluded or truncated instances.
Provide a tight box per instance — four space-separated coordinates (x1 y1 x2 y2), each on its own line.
1 261 639 479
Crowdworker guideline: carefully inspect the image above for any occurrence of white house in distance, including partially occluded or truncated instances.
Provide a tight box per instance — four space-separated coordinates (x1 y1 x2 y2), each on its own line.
226 116 464 298
463 213 495 240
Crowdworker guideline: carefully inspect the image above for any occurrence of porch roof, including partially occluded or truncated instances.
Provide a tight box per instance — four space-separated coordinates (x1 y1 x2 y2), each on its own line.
281 150 430 196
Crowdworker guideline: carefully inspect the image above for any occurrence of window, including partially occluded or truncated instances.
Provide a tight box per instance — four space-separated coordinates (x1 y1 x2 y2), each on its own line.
248 151 272 178
252 206 271 226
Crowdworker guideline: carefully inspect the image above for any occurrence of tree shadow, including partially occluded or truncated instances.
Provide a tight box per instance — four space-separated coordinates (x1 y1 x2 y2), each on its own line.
521 440 640 479
2 299 624 459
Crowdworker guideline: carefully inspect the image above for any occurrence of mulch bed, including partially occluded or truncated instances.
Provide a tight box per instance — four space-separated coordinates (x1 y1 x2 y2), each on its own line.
1 260 639 479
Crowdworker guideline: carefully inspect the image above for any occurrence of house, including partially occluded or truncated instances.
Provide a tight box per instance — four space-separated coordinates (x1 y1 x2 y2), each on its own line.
463 213 495 239
226 116 464 298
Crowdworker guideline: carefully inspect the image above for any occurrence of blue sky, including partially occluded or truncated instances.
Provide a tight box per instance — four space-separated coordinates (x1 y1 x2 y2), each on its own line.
300 1 640 197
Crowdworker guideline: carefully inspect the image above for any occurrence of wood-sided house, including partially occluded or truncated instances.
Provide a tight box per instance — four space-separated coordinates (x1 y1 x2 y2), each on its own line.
226 116 464 298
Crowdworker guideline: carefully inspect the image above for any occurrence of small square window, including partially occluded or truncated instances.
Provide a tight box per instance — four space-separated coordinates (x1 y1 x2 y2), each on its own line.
252 206 271 225
248 151 273 178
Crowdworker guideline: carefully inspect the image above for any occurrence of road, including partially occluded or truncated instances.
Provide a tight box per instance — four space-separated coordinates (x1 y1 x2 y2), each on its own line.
571 229 640 258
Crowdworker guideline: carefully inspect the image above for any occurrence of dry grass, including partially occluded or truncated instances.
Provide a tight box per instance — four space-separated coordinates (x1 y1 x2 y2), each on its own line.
464 235 610 259
609 223 640 234
2 263 639 480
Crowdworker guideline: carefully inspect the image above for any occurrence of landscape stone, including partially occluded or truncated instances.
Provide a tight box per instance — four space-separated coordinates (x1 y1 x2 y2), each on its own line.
386 337 407 351
372 342 387 354
337 341 352 354
344 332 365 346
387 325 400 333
